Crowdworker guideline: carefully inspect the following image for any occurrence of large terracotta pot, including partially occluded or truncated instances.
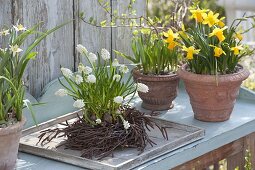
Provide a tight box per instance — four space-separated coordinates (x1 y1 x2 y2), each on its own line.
177 64 249 122
132 68 179 111
0 117 26 170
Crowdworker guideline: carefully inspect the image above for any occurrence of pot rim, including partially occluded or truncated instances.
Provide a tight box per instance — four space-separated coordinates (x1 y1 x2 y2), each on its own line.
0 117 26 135
132 67 178 78
177 64 250 83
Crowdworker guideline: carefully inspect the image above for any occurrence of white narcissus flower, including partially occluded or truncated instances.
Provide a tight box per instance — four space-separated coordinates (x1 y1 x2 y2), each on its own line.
61 67 73 78
75 75 83 84
13 24 26 31
73 99 85 108
119 65 129 74
101 48 110 60
9 44 23 56
113 96 124 104
112 59 120 67
76 44 88 54
86 74 96 83
88 52 97 63
136 83 149 93
113 74 121 82
123 120 130 130
0 29 9 36
95 118 102 124
55 89 68 97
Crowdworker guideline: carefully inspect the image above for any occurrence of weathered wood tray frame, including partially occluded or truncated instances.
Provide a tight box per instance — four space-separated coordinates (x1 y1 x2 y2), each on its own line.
19 110 205 170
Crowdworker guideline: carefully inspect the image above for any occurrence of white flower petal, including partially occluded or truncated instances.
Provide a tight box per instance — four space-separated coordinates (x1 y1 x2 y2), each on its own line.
95 118 102 124
113 96 124 104
55 89 68 97
75 75 83 84
119 65 129 74
86 74 96 83
101 48 110 60
73 99 85 108
88 52 97 63
113 74 121 82
112 59 120 67
136 83 149 93
61 67 73 78
76 44 88 54
123 120 130 129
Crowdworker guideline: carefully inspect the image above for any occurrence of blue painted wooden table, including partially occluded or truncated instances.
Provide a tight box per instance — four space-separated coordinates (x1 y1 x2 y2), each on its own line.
16 77 255 170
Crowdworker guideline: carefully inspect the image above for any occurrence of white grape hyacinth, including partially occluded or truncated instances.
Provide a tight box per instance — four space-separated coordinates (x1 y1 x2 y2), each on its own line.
88 52 97 63
73 99 85 108
95 118 102 124
113 74 121 82
86 74 96 83
112 59 120 67
75 75 83 84
119 65 129 74
76 44 88 54
101 48 110 60
113 96 124 104
61 67 73 78
136 83 149 93
55 89 68 97
78 63 92 75
123 120 130 130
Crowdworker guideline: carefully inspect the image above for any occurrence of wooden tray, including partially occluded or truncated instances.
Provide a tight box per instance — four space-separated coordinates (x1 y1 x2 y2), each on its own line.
19 110 205 170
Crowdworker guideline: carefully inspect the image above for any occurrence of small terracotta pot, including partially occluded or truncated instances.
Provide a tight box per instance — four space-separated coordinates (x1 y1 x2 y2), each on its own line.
0 117 26 170
177 64 249 122
132 68 179 111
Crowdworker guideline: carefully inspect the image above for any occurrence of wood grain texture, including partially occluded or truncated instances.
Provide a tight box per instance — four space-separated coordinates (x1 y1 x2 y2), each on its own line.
112 0 147 64
172 139 244 169
0 0 13 46
74 0 111 66
0 0 144 97
0 0 13 26
12 0 74 97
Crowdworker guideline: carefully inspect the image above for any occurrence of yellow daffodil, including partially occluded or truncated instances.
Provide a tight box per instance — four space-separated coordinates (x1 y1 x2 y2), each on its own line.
190 8 208 23
209 26 228 42
164 28 179 43
235 32 243 41
13 24 26 31
182 46 200 60
202 11 219 27
9 44 23 56
0 29 9 36
168 41 177 50
211 46 226 57
217 17 225 28
231 45 243 55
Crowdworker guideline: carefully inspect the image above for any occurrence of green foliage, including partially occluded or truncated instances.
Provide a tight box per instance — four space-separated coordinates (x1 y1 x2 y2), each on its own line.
58 46 146 126
115 31 180 75
0 22 66 125
244 149 253 170
180 8 254 75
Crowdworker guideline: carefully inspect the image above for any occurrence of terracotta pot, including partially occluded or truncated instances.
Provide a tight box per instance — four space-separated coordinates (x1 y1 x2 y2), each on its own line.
0 117 26 170
177 64 249 122
132 68 179 111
